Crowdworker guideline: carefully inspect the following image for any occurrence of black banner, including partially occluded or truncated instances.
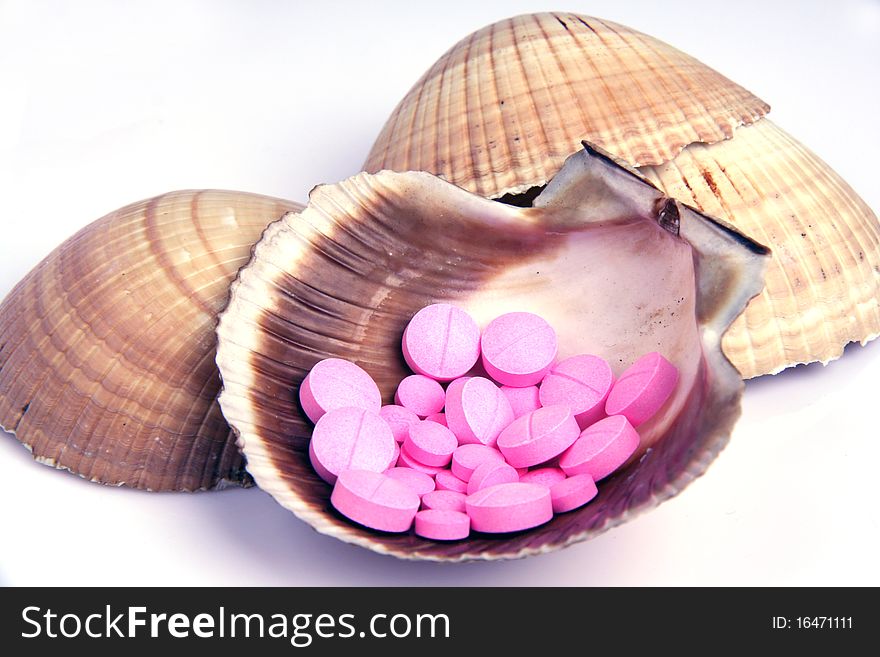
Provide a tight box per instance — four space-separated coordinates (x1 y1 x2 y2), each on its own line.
0 587 869 654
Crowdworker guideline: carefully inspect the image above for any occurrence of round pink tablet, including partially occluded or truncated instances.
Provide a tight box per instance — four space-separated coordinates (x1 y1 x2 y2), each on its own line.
501 385 542 419
539 354 614 429
605 352 679 427
466 460 519 495
414 509 471 540
421 489 467 513
331 470 419 533
299 358 382 423
426 412 447 426
395 374 446 417
403 421 458 467
519 466 567 488
496 405 580 468
402 304 481 381
396 443 447 475
450 443 504 482
384 467 436 496
308 408 396 484
550 474 598 513
465 482 553 533
480 312 557 387
445 376 514 447
434 469 468 493
379 405 420 444
389 442 400 469
559 415 640 481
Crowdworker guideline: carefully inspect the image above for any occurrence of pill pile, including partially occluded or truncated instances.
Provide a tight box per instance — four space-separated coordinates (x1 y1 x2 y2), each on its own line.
300 304 679 541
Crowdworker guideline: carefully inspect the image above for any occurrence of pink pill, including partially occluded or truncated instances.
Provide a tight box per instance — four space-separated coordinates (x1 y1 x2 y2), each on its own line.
434 469 469 494
389 441 400 469
395 374 446 417
550 474 598 513
539 354 614 429
445 376 514 447
396 443 447 476
414 509 471 541
480 312 557 387
496 405 580 468
451 443 504 482
466 460 519 495
402 304 481 381
426 412 447 426
403 421 458 467
379 405 420 443
605 352 679 427
465 482 553 533
299 358 382 423
519 466 567 488
331 470 420 533
308 408 395 484
384 467 436 496
559 415 640 481
421 489 467 513
501 385 542 419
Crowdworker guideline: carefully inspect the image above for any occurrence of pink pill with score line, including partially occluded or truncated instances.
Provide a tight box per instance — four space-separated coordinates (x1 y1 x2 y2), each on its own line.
384 467 436 496
414 509 471 540
501 385 542 418
379 405 420 443
605 352 679 427
403 421 458 467
465 482 553 533
539 354 614 429
299 358 382 423
480 312 558 387
434 469 468 494
402 304 481 381
331 470 420 533
445 376 514 447
420 489 467 513
496 404 580 468
451 444 504 482
395 375 446 417
550 474 598 513
559 415 640 481
308 407 396 484
466 460 519 495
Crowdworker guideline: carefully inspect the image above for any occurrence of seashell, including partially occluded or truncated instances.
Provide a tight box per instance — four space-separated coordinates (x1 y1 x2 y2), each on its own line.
363 12 880 378
0 190 303 491
215 143 769 560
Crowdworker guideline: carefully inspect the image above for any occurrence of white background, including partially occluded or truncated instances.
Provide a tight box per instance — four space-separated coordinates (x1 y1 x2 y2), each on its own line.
1 0 878 586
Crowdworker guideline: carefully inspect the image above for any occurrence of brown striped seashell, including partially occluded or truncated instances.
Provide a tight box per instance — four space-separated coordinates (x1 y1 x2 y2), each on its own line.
215 144 769 560
363 12 880 378
0 190 302 491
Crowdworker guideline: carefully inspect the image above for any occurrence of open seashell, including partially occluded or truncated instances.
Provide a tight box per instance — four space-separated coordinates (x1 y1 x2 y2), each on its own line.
363 12 880 378
0 190 302 491
215 144 769 560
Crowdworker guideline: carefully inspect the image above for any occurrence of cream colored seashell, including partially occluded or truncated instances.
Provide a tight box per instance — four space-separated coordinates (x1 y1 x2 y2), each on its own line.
363 12 880 378
216 144 769 560
0 190 302 491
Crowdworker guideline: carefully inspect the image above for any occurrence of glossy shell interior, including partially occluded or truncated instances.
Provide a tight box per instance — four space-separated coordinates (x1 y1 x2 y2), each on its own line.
364 12 880 378
0 190 302 491
216 145 768 560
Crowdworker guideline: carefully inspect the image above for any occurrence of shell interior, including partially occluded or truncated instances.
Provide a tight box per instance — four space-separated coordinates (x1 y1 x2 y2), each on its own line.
216 144 768 560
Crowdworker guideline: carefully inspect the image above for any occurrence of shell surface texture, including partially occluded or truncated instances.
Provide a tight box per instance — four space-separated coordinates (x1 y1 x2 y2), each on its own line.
0 190 303 491
364 12 880 379
216 144 769 561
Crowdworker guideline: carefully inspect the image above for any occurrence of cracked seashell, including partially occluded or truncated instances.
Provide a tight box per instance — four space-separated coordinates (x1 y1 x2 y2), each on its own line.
363 12 880 378
215 144 769 560
0 190 302 491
